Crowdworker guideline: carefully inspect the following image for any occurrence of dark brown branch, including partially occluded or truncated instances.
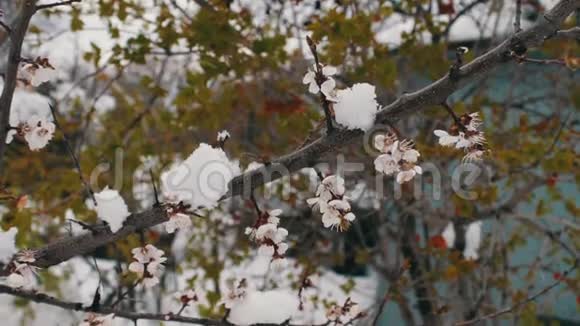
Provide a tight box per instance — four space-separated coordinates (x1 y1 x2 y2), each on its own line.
515 0 523 32
0 284 225 325
306 36 334 134
1 0 577 275
35 0 82 11
0 21 11 35
0 2 37 178
0 285 326 326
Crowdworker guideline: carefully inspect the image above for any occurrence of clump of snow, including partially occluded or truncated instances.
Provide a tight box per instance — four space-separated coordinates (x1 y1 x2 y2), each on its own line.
441 221 482 260
94 187 130 233
463 221 482 260
0 227 18 263
334 83 378 131
161 143 241 209
227 290 299 326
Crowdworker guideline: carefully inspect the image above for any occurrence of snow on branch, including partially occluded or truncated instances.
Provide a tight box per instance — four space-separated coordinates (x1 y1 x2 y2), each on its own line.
0 0 577 280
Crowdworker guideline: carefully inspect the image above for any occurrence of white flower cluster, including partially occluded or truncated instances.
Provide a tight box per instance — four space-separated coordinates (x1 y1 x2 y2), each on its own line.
219 279 248 309
6 249 38 289
19 57 57 87
164 206 192 234
373 133 422 184
128 244 166 287
303 64 338 101
326 297 361 325
6 115 55 151
79 313 114 326
433 112 488 163
245 209 289 270
307 175 356 231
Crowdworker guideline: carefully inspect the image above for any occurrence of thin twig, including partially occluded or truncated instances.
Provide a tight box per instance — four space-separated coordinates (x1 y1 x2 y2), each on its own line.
306 36 334 134
514 0 522 32
0 21 11 35
49 104 97 206
455 261 578 325
149 169 160 207
555 27 580 40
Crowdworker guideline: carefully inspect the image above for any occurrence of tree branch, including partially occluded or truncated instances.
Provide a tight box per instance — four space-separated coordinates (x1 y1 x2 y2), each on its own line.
0 1 38 178
0 284 325 326
1 0 577 275
454 261 578 325
35 0 82 11
555 26 580 39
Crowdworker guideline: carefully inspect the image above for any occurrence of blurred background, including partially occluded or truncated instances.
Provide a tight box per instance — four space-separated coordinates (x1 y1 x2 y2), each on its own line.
0 0 578 325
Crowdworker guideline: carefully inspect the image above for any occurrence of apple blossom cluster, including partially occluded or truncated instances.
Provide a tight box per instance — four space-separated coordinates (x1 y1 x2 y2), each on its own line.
245 209 289 270
79 313 114 326
128 244 167 287
5 115 56 151
302 64 338 101
441 221 482 260
433 112 488 163
164 205 192 233
326 297 362 325
18 57 57 87
373 133 422 184
307 175 356 231
6 249 38 289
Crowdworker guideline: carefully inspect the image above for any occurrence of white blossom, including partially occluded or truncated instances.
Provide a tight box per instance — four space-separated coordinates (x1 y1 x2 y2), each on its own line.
128 244 166 287
6 263 38 289
164 212 192 233
217 130 230 142
307 174 356 231
79 313 114 326
8 115 56 150
219 279 247 309
434 112 488 163
19 60 57 87
302 64 337 95
433 130 460 146
373 133 398 152
373 137 422 184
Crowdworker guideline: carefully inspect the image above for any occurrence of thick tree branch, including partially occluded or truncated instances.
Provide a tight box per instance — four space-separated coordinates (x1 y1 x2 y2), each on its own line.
0 1 37 177
1 0 577 275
